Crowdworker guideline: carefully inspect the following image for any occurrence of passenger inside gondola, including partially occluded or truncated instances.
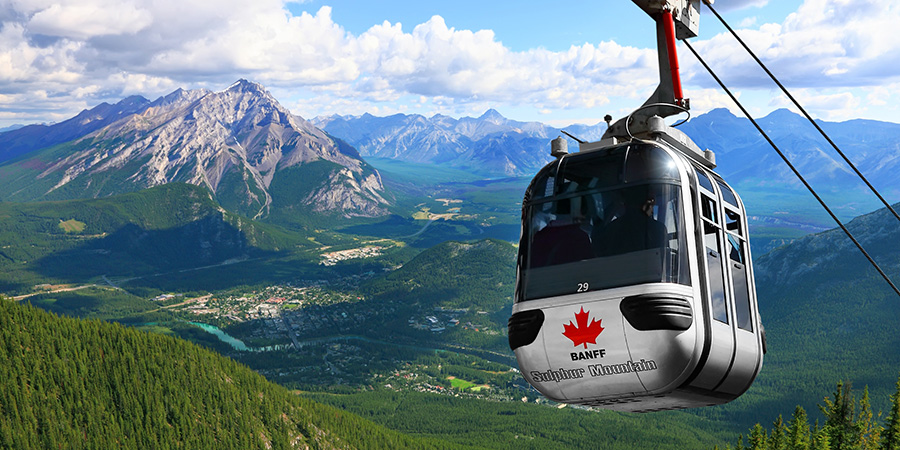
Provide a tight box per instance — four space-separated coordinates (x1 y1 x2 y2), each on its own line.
594 185 667 256
520 144 689 300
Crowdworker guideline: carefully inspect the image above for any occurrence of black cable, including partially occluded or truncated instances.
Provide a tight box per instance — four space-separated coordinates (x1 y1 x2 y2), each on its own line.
683 39 900 298
702 0 900 225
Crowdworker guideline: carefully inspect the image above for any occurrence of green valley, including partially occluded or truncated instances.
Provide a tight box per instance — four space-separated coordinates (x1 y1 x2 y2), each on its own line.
4 144 900 449
0 169 750 448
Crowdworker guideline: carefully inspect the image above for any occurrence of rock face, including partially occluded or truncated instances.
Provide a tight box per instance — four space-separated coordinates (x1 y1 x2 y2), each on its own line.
0 80 389 220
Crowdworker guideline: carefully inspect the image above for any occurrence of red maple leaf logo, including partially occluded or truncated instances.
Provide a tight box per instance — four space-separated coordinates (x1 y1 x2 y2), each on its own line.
562 307 604 349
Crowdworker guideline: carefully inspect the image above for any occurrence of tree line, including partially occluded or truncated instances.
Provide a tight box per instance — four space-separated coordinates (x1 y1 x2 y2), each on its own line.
719 377 900 450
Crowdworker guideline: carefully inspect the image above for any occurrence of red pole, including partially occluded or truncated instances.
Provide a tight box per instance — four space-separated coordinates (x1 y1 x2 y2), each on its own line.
661 9 684 105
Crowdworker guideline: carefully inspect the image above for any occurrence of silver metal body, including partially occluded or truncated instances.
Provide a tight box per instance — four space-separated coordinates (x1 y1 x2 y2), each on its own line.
509 128 764 412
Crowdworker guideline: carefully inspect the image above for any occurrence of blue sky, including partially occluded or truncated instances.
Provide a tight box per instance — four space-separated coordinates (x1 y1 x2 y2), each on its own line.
298 0 800 52
2 0 898 128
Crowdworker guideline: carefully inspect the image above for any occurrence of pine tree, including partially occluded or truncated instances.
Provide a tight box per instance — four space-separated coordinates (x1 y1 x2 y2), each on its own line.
858 386 882 450
821 381 859 449
750 424 768 450
788 406 811 450
770 415 788 450
812 428 833 450
882 374 900 450
735 434 747 450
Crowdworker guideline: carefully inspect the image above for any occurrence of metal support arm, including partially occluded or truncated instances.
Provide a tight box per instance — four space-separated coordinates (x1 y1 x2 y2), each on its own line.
603 0 705 141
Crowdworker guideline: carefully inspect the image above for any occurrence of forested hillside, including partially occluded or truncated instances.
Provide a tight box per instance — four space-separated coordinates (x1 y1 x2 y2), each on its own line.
363 239 516 312
362 239 517 352
307 390 728 449
0 183 305 295
0 297 464 449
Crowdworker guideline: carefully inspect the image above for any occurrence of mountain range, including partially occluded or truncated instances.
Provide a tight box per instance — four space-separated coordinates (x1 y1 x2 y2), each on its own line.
313 106 900 204
312 109 606 177
682 108 900 189
0 80 389 224
5 80 900 231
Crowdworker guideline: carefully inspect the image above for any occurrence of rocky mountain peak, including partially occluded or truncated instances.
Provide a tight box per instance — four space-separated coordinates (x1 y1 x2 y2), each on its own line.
478 108 506 124
226 78 266 94
316 109 605 176
0 80 390 222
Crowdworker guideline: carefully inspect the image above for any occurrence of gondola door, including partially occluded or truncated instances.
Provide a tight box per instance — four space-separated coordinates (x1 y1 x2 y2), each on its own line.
715 180 764 395
689 168 736 390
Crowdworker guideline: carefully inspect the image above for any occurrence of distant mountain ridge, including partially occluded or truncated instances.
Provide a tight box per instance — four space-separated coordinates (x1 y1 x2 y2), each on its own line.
313 109 607 176
317 107 900 214
0 80 389 222
0 95 154 164
0 124 29 134
681 108 900 194
315 106 900 195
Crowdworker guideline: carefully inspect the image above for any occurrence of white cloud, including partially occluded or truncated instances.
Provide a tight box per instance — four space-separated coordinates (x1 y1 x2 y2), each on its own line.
866 85 894 107
0 21 84 84
28 1 152 39
1 0 899 127
684 88 746 117
348 16 656 110
1 0 663 124
738 16 758 28
689 0 900 89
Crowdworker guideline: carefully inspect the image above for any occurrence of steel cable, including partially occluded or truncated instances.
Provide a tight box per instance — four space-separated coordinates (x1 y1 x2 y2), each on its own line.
702 0 900 225
683 39 900 298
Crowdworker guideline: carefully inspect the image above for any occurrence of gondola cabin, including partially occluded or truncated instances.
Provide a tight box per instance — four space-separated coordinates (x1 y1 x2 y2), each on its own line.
508 119 765 412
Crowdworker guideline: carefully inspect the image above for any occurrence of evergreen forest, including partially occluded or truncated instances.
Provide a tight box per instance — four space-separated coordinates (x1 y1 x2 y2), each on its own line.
0 297 463 449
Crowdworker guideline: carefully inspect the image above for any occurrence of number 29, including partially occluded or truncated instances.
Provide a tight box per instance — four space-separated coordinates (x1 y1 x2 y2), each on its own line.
576 282 590 293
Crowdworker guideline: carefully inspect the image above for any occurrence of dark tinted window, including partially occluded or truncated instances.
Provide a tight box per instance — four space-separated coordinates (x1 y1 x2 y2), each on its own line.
727 234 744 264
696 168 715 191
701 195 717 223
555 143 680 196
728 235 753 331
517 144 689 302
527 161 560 202
717 180 738 207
